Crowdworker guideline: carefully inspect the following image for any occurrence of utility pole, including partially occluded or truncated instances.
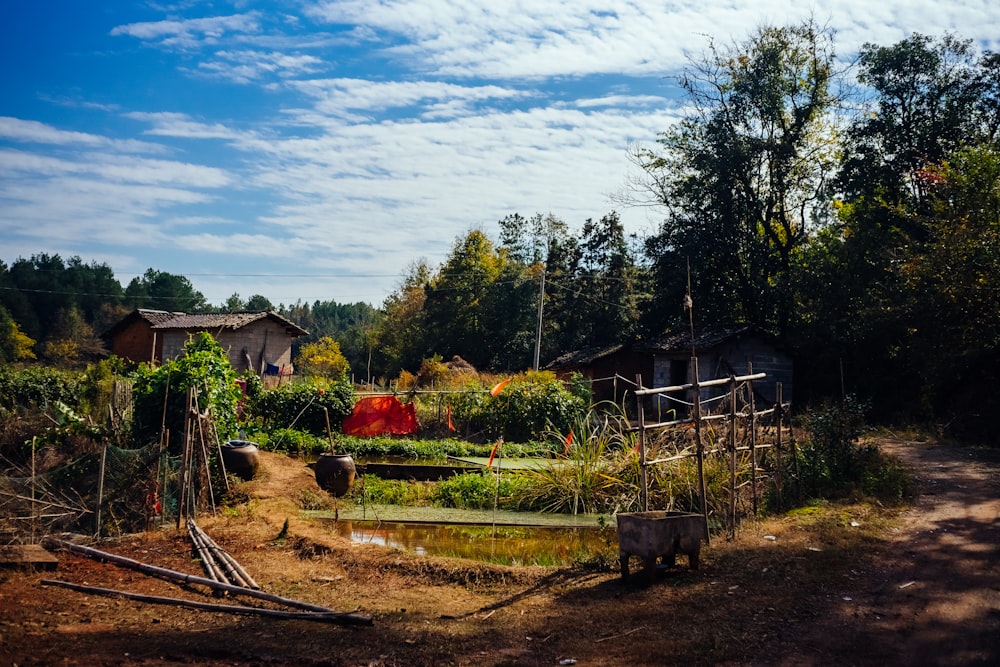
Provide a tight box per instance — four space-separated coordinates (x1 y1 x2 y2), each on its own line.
533 268 545 371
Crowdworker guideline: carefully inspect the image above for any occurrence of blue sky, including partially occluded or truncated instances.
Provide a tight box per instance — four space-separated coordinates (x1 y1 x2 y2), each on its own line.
2 1 997 308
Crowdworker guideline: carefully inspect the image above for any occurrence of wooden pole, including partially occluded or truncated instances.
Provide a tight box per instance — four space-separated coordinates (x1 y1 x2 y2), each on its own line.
772 381 783 507
634 374 647 512
728 377 737 540
692 356 710 544
42 538 371 624
95 440 107 540
41 580 370 625
748 362 759 516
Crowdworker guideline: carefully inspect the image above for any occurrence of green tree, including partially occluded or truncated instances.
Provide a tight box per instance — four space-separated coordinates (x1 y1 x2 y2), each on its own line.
635 19 839 336
838 33 998 209
901 145 1000 437
124 268 207 312
577 211 642 346
421 230 508 370
797 34 1000 419
245 294 274 311
373 262 432 379
40 306 104 365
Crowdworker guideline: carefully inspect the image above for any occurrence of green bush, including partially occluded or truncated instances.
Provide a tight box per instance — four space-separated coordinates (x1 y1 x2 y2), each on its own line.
447 372 587 443
248 379 354 437
793 395 909 501
131 332 241 448
0 365 81 412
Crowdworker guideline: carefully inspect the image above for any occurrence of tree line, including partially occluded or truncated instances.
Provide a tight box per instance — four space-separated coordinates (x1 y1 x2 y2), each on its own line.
2 23 998 440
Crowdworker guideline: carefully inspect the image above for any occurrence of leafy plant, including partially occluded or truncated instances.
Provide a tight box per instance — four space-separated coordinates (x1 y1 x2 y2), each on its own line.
247 378 353 437
131 332 241 448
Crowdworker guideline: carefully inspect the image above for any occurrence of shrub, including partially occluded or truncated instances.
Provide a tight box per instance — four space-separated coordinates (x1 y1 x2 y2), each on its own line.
0 365 81 412
248 378 354 437
447 371 587 443
131 332 241 448
792 395 909 501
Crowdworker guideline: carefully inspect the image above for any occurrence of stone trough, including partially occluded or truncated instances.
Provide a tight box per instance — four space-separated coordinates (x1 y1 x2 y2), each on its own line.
616 510 707 579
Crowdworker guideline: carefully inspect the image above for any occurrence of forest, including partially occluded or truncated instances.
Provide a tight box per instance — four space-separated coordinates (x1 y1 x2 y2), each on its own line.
2 25 998 442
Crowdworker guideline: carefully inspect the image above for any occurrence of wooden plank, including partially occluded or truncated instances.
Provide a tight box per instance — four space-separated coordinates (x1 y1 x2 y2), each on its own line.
0 544 59 569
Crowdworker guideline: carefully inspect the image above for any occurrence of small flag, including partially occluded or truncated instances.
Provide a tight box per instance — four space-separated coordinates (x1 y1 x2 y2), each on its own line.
490 378 512 397
446 404 456 431
563 429 574 455
487 438 502 469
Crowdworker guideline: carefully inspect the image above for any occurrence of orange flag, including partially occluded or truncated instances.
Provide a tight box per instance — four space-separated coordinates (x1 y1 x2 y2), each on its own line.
446 404 456 431
486 438 502 469
490 378 512 397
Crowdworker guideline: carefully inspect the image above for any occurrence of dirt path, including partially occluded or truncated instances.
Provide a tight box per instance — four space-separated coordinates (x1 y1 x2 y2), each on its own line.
778 440 1000 666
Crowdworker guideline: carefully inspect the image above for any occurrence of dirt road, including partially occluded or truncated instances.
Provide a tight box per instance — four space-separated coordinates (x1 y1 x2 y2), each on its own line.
775 440 1000 666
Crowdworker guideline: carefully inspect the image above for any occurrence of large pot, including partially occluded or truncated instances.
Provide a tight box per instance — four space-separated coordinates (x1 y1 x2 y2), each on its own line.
314 453 356 497
221 440 260 481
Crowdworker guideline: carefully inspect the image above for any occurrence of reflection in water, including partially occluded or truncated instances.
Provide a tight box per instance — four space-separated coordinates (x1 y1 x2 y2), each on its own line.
326 520 616 566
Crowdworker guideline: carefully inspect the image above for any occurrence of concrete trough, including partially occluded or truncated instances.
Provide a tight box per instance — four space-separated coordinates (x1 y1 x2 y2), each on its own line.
616 510 707 579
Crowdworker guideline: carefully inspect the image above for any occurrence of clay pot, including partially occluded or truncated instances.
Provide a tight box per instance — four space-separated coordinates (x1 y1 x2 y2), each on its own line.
221 440 260 481
314 453 356 497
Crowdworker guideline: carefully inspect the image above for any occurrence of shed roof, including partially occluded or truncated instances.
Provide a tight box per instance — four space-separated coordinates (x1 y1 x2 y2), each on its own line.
100 308 185 339
151 311 308 337
545 325 768 370
635 324 760 353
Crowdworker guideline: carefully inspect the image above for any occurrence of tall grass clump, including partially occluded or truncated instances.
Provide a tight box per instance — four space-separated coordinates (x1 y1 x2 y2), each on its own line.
514 403 641 514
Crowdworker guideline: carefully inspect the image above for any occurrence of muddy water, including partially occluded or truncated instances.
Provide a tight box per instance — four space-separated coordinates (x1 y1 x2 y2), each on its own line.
327 519 616 566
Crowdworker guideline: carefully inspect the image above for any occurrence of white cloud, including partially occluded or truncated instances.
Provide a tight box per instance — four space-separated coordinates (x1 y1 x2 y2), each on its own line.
110 13 262 49
196 50 326 83
0 117 161 153
286 78 530 118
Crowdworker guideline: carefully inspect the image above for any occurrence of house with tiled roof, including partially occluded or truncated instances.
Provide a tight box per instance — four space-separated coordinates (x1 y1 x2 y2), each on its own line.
101 308 184 364
545 325 793 413
104 310 308 375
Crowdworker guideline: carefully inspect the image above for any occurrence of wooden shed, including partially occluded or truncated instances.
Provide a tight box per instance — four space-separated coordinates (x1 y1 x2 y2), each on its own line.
100 308 183 364
151 312 308 375
546 325 793 414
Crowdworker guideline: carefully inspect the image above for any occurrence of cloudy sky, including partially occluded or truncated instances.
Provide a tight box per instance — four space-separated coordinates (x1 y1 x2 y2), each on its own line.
1 1 996 308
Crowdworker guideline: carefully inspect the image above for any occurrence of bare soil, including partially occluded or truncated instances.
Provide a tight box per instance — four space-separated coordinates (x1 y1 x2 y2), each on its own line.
1 440 998 666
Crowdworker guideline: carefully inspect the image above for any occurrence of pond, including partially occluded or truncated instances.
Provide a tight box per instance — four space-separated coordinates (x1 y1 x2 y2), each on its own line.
307 505 617 566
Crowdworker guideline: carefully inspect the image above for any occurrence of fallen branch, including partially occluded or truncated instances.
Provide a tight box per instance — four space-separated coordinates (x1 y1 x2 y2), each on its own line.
42 537 371 626
594 626 646 643
41 579 368 625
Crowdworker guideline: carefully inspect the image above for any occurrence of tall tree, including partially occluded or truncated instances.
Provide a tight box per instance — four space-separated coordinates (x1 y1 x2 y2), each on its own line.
838 33 998 209
577 212 642 346
373 261 432 379
124 269 207 312
634 19 839 336
421 230 508 369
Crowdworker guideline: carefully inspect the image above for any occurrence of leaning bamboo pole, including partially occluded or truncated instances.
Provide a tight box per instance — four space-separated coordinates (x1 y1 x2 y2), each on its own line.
42 538 371 625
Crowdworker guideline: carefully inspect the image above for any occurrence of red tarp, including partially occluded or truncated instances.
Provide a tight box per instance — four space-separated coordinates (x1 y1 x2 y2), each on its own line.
342 395 419 437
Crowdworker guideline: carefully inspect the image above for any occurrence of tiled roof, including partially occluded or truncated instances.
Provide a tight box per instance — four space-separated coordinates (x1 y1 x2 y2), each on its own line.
545 325 762 369
136 309 185 326
152 311 308 336
544 343 625 369
636 324 758 353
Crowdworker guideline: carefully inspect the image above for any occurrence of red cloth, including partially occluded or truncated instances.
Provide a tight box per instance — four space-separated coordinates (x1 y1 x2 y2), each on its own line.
342 395 419 436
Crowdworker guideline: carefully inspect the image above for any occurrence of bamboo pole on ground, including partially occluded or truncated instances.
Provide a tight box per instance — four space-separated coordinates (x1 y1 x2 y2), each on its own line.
42 538 371 625
41 580 370 625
